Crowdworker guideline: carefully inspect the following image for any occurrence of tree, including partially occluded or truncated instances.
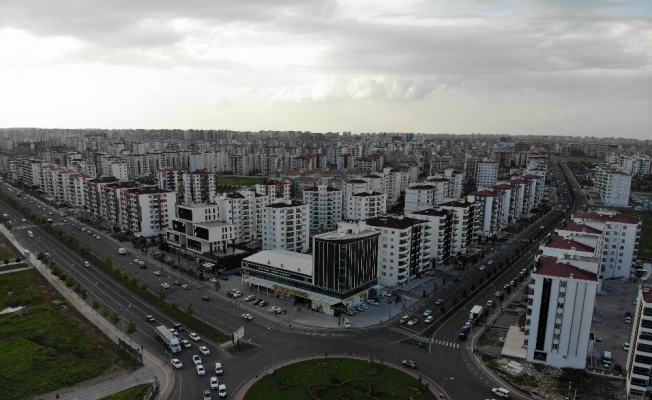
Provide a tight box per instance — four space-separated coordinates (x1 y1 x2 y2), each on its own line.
110 312 120 325
139 282 148 292
126 321 137 335
80 288 88 300
214 281 221 292
92 299 101 309
186 303 194 316
169 301 178 311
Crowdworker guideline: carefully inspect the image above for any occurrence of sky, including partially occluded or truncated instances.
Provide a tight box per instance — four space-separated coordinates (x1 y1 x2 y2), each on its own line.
0 0 650 139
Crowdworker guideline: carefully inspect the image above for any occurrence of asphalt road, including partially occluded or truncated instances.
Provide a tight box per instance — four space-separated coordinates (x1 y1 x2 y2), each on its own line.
0 159 587 400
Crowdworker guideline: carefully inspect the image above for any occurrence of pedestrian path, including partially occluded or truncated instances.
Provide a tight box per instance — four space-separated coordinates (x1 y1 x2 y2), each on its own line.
387 326 418 337
55 366 156 400
432 339 460 349
402 276 434 291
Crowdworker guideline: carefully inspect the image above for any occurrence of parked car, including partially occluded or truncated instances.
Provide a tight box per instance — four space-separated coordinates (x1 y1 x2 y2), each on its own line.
624 342 631 351
367 299 379 306
423 309 432 317
153 271 162 276
402 360 417 369
145 315 155 323
210 376 219 390
487 300 495 307
407 319 417 326
460 324 471 333
209 277 218 283
625 316 632 324
424 316 434 323
343 318 351 328
399 315 410 324
160 283 170 289
244 295 256 302
402 295 411 301
181 284 190 290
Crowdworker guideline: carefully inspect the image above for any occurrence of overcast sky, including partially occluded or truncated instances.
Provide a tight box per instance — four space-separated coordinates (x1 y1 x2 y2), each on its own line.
1 0 650 139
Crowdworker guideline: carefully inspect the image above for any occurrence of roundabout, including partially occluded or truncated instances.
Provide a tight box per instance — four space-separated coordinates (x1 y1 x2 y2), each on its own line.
239 355 440 400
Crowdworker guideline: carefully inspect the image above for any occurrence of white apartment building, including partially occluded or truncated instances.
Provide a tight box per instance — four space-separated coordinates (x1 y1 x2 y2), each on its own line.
347 192 386 222
476 159 499 188
365 216 430 288
594 164 632 207
167 203 235 255
262 200 310 253
110 162 128 181
303 185 343 231
404 185 436 213
255 180 292 200
572 210 641 279
121 187 176 237
343 179 371 220
440 197 479 255
472 190 501 238
406 208 452 265
526 255 599 369
626 285 652 398
182 170 217 204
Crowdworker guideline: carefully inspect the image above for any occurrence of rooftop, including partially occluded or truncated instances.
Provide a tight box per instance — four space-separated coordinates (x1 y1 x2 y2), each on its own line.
472 190 497 197
535 256 598 281
267 200 306 208
351 191 383 197
574 211 639 225
304 186 341 192
366 215 424 230
543 236 595 253
243 249 313 276
558 222 602 235
410 208 449 217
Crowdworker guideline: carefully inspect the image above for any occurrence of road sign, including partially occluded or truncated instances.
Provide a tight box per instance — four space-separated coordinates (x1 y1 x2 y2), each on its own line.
233 326 244 342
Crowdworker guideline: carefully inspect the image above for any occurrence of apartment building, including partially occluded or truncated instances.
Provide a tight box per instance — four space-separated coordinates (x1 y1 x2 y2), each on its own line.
525 255 599 369
594 164 632 207
476 159 499 188
167 203 235 255
365 216 430 288
182 170 217 204
303 185 343 231
262 200 310 253
121 187 176 237
404 185 436 213
440 197 479 255
347 192 386 222
343 179 371 219
406 208 452 265
472 190 501 237
255 180 292 200
626 285 652 398
109 162 128 181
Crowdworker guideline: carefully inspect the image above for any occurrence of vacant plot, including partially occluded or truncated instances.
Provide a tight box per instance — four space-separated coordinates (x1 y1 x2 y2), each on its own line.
99 383 153 400
0 231 21 262
216 176 264 186
244 358 436 400
0 270 140 400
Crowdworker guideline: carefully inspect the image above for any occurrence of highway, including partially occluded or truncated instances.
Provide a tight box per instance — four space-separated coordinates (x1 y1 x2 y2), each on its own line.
0 159 588 399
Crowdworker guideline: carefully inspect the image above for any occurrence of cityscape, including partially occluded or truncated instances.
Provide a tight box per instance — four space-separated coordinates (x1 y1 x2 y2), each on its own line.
0 2 651 400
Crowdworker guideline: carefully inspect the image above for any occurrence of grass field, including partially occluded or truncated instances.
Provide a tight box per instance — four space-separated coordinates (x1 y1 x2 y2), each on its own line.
99 383 152 400
0 270 140 400
0 262 30 272
243 358 436 400
216 176 264 186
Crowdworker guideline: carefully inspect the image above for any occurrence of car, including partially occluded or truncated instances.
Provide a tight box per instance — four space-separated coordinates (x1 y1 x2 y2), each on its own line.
269 306 281 313
487 260 493 265
204 390 212 400
95 235 101 240
133 259 140 264
215 362 223 375
344 318 351 328
407 319 417 326
625 311 632 318
199 346 211 355
402 295 411 301
258 300 268 307
592 334 602 342
171 358 183 369
458 332 467 341
624 342 631 351
625 316 632 324
423 309 432 317
424 316 434 323
192 355 202 365
540 226 544 229
218 384 227 398
487 300 494 307
181 284 190 290
503 284 511 290
190 333 201 341
161 283 170 289
435 299 443 305
209 277 218 283
196 365 205 376
495 291 503 298
202 296 211 301
153 271 162 276
242 313 253 320
510 280 516 287
220 275 229 281
181 339 191 349
492 387 510 398
169 328 179 337
84 261 91 267
399 315 410 324
21 218 26 222
614 363 623 373
146 315 156 323
460 324 471 333
244 295 256 302
402 360 417 369
210 376 219 390
173 280 182 286
479 265 486 271
367 299 379 306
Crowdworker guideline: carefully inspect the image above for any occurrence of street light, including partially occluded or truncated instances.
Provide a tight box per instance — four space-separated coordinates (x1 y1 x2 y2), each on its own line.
122 303 132 335
90 281 99 309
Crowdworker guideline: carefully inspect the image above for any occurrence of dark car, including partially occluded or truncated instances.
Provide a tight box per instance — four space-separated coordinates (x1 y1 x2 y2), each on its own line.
173 280 182 286
614 363 623 373
201 296 211 301
220 275 229 281
625 311 632 318
173 323 184 332
458 332 467 341
146 315 156 323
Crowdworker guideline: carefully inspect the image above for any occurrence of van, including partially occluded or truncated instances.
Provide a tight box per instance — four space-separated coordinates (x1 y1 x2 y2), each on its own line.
27 230 34 238
215 362 223 375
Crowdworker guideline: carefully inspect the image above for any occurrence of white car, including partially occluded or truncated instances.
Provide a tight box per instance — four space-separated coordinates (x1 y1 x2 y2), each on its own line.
160 283 170 289
199 346 210 355
84 261 91 268
21 218 26 222
210 376 219 390
407 319 417 326
479 265 486 271
153 271 162 276
196 365 205 376
242 313 253 320
244 295 256 302
487 300 495 307
367 299 379 306
423 309 432 317
624 342 631 351
181 284 190 290
190 332 201 341
133 258 140 264
192 355 202 365
209 277 218 283
181 339 191 349
171 358 183 369
343 318 351 328
424 316 434 323
487 260 493 265
218 384 226 398
492 387 510 398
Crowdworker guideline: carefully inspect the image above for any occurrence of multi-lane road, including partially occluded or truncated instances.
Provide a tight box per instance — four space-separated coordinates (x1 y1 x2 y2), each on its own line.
0 159 587 399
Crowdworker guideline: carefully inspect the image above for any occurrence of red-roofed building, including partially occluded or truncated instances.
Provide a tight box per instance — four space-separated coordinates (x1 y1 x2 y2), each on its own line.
540 236 597 260
526 255 599 369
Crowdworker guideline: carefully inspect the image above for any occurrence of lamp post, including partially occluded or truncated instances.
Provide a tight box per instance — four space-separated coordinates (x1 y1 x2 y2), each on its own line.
90 281 99 310
122 303 132 335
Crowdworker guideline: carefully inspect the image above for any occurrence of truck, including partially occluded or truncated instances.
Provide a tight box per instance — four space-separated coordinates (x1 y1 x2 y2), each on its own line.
469 305 483 322
155 325 181 353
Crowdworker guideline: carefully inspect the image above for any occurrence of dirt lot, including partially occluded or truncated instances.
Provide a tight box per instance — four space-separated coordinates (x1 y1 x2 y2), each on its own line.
0 231 21 261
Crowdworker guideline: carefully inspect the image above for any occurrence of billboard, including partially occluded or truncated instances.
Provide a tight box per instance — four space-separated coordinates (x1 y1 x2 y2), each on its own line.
233 326 244 343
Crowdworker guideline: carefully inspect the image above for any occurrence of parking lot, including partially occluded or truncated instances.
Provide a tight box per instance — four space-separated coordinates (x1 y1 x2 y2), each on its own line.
590 278 640 370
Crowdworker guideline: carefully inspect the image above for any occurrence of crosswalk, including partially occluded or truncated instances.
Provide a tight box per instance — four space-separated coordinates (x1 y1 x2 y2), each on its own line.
387 326 418 337
432 339 460 349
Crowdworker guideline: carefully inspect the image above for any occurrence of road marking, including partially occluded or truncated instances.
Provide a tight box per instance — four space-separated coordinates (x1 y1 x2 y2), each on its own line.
387 326 418 337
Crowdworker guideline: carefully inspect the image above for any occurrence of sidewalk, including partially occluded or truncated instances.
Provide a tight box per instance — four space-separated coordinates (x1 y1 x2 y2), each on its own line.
0 225 175 400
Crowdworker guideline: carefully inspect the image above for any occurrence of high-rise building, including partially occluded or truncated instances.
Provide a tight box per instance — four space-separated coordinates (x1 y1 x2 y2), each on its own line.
626 285 652 397
593 164 632 207
476 159 499 188
303 185 343 231
262 200 309 253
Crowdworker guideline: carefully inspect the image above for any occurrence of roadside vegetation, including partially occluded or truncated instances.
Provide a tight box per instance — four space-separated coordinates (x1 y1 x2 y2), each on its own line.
98 383 153 400
244 358 436 400
0 270 140 400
